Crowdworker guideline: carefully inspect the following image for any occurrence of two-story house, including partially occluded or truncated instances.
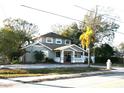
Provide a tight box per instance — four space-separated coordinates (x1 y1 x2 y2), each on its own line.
22 32 86 63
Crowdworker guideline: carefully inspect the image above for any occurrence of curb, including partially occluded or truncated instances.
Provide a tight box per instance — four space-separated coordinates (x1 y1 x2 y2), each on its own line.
12 71 112 83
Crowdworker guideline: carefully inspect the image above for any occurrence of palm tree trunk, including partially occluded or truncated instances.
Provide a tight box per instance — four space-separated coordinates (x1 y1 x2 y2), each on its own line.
88 47 91 67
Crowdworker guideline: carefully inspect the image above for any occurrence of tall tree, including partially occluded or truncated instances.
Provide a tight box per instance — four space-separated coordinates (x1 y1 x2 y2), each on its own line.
53 23 81 45
80 7 119 67
79 26 95 67
53 7 119 67
3 18 38 45
95 44 114 58
53 9 119 46
0 28 21 63
0 18 38 63
82 8 119 44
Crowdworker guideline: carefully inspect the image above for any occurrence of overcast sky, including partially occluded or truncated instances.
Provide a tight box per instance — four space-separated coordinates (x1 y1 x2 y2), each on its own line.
0 0 124 46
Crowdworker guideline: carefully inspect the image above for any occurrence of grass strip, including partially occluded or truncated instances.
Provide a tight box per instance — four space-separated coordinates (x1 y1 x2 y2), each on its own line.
0 67 105 78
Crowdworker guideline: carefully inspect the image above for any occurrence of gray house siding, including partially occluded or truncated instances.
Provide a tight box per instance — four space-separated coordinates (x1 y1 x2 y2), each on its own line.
23 45 55 63
23 32 86 63
39 37 71 45
40 37 46 43
47 50 55 59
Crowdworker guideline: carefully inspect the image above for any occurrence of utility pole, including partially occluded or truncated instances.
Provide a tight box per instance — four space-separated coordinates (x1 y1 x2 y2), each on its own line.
87 6 98 67
90 6 98 67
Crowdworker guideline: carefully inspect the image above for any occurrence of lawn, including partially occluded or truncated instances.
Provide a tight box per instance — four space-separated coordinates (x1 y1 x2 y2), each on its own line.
0 67 105 78
112 63 124 67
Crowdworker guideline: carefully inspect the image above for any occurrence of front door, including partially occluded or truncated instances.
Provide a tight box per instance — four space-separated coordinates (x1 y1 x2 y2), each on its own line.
64 51 71 63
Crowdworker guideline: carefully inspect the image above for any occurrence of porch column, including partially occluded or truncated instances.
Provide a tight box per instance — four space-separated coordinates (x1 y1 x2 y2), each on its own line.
83 48 85 57
82 48 85 63
60 50 64 63
72 51 75 63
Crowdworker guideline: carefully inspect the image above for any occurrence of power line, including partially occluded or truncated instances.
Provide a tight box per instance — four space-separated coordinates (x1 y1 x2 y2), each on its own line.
21 5 82 22
74 5 95 13
21 5 124 35
74 5 124 23
74 5 124 35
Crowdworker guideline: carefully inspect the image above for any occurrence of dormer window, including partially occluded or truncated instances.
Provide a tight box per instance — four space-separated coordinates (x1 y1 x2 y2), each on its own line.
46 37 53 43
65 40 71 45
56 39 62 44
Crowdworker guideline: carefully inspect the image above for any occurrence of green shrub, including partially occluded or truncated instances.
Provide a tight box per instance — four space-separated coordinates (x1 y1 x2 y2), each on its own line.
45 58 55 63
95 57 121 64
34 51 45 62
11 60 20 64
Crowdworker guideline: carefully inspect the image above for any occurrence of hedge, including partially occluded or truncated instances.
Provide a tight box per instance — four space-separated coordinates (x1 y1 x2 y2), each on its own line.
95 57 123 64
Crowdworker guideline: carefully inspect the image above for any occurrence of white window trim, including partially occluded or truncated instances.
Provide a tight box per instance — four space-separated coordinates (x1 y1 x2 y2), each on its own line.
46 37 53 43
56 38 62 44
65 40 71 45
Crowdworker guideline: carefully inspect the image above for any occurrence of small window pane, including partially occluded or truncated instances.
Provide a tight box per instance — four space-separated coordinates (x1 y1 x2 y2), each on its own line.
56 52 60 57
56 39 62 44
46 37 53 43
65 40 70 44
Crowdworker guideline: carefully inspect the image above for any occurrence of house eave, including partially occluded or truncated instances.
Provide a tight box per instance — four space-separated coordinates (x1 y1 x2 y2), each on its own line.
22 42 53 51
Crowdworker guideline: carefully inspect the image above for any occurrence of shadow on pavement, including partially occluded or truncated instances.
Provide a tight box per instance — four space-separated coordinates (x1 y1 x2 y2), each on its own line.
31 83 74 88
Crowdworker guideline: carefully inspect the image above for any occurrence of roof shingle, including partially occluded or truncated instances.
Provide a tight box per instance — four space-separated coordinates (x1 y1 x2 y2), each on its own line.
40 32 69 39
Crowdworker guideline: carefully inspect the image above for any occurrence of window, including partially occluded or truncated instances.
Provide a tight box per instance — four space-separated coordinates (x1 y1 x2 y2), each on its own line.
56 39 62 44
56 51 60 57
46 37 53 43
65 40 71 45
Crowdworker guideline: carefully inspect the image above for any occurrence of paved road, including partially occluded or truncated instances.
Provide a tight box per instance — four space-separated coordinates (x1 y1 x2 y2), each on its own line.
34 72 124 88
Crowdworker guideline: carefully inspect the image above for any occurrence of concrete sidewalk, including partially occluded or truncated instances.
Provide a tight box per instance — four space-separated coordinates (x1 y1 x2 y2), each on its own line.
0 64 90 69
9 70 112 83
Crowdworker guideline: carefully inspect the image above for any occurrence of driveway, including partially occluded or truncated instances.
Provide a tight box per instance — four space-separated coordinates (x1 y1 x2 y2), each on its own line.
0 64 92 69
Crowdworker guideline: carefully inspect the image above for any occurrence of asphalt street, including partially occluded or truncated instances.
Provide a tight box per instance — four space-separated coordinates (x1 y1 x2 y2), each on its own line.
36 72 124 88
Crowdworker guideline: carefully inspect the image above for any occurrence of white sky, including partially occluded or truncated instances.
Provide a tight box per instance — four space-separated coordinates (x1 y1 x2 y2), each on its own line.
0 0 124 46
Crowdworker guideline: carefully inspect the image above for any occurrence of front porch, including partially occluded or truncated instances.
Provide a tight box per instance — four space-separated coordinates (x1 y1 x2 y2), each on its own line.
54 44 87 63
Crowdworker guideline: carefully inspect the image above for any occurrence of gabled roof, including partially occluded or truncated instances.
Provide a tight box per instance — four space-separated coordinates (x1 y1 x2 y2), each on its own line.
42 43 65 50
54 44 87 52
23 42 86 52
35 32 70 40
23 42 53 51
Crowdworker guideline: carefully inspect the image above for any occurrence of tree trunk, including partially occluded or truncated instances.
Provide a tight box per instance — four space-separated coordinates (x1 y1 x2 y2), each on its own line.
5 56 11 64
88 47 91 67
